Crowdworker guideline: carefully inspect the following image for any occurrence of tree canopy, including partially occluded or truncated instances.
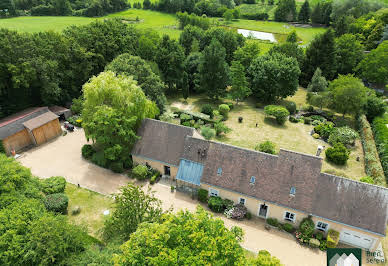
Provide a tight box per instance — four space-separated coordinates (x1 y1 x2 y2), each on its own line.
358 40 388 85
335 34 364 75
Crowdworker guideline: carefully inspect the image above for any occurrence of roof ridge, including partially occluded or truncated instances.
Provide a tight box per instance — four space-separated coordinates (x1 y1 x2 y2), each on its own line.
145 118 195 132
0 107 47 128
320 172 388 191
279 148 322 160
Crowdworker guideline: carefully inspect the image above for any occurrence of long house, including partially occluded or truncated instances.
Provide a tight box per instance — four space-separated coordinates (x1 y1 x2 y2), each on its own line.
132 119 388 252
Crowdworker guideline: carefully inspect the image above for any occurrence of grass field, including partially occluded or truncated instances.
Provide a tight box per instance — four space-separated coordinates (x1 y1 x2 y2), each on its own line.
168 88 366 181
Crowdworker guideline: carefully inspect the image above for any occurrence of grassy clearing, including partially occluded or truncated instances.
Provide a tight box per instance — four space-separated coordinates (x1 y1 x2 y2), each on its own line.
168 88 366 180
66 183 113 238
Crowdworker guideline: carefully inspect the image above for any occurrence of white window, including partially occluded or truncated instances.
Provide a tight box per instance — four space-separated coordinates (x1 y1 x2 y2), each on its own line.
217 167 222 176
316 221 329 232
239 197 246 205
250 176 256 184
209 188 219 197
284 211 296 222
290 186 296 196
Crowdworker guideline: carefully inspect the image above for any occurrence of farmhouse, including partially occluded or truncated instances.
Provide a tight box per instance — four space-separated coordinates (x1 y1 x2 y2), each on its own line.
133 119 388 252
0 107 62 155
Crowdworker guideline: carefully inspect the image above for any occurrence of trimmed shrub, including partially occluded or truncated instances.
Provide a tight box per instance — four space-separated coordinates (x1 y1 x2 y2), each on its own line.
359 115 386 186
299 217 315 238
325 143 350 165
309 238 320 248
310 115 326 122
314 122 334 140
82 144 95 159
132 165 149 180
319 240 327 251
315 231 324 241
201 104 214 118
372 115 388 182
327 229 340 248
328 126 358 147
44 193 69 214
304 117 312 124
197 188 208 203
284 101 297 115
122 156 133 169
150 174 158 184
266 218 279 227
264 105 290 125
282 223 295 233
255 140 276 155
223 199 234 210
312 133 320 139
214 122 231 136
289 116 299 123
91 151 107 168
71 206 81 215
227 102 234 110
208 196 224 213
109 161 124 173
201 126 216 140
41 176 66 194
180 113 192 122
246 211 252 220
0 140 5 154
218 104 230 119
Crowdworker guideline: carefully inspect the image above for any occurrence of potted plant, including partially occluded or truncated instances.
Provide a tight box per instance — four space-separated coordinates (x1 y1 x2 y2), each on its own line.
171 185 175 192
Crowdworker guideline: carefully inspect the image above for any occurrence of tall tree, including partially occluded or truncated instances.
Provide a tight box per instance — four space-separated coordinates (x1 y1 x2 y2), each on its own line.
105 54 167 112
286 30 298 43
311 1 332 25
179 25 204 55
298 0 311 23
269 42 305 67
184 52 202 93
248 53 301 102
274 0 297 22
301 29 337 87
233 41 260 70
335 34 364 75
230 61 250 104
199 39 230 99
307 68 328 92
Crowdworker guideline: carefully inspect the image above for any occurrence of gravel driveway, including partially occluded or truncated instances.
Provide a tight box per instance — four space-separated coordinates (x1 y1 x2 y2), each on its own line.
18 128 326 266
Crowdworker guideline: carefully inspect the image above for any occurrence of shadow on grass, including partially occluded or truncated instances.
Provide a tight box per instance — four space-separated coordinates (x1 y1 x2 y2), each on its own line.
263 117 288 129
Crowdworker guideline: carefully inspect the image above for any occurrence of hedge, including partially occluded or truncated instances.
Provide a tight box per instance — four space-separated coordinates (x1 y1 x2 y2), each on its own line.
132 165 149 180
44 193 69 214
208 196 224 213
327 229 340 248
41 176 67 194
266 218 279 227
358 115 386 186
372 115 388 183
197 188 208 203
0 140 5 154
82 144 95 159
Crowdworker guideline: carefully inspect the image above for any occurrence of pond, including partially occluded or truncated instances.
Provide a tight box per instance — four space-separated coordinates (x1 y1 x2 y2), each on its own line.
237 29 277 42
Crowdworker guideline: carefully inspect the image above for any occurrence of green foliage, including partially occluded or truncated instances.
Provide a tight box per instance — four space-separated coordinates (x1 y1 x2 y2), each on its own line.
328 126 358 146
299 217 315 237
269 41 305 68
132 165 149 180
360 176 375 184
325 143 350 165
329 74 369 116
358 41 388 85
201 126 216 140
81 144 95 159
105 54 167 112
230 61 250 103
41 176 66 195
197 188 208 203
214 122 231 136
266 217 279 227
109 161 124 173
364 95 386 121
247 250 281 266
218 104 230 118
306 91 330 110
249 53 300 103
208 196 225 212
274 0 297 22
304 117 312 124
335 34 364 75
255 140 276 155
286 30 298 43
91 151 107 168
199 39 230 99
0 140 5 154
114 206 246 265
309 238 320 248
67 115 82 127
327 229 340 248
282 223 295 233
82 71 158 164
176 12 210 30
233 41 260 70
283 101 296 115
298 0 311 23
103 184 163 242
358 115 386 186
44 193 69 214
307 68 327 92
201 104 214 118
71 96 83 115
264 105 290 125
372 115 388 182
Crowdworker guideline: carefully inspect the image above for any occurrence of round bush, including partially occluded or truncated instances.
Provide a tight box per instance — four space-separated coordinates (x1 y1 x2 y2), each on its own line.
309 238 320 248
289 116 299 123
197 189 208 203
299 217 315 237
255 140 276 154
282 223 295 233
42 176 66 194
264 105 290 125
325 143 350 165
284 101 296 115
132 165 149 180
82 144 95 159
304 117 312 124
208 196 224 213
328 126 358 146
312 133 320 139
71 206 81 215
218 104 230 118
201 104 214 118
201 126 216 140
44 193 69 214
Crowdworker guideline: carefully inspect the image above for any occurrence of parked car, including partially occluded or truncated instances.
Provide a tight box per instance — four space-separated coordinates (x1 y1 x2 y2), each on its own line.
64 121 74 132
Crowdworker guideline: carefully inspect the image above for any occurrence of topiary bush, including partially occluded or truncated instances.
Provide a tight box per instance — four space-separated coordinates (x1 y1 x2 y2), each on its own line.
255 140 276 155
41 176 66 195
197 188 208 203
327 229 340 248
283 101 297 115
328 126 358 147
44 193 69 214
208 196 224 213
218 104 230 119
325 143 350 165
264 105 290 125
282 223 295 233
82 144 95 159
109 161 124 173
201 104 214 118
309 238 320 248
266 218 279 227
132 165 149 180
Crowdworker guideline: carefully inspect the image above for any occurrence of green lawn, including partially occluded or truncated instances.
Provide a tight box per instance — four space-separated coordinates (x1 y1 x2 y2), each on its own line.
66 183 113 238
168 89 366 181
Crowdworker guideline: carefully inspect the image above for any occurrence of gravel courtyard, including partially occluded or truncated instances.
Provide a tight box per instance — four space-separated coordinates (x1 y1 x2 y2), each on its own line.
18 129 326 266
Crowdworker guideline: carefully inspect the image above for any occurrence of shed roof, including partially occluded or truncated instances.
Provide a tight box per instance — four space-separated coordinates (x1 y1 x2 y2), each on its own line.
0 107 49 139
23 111 58 131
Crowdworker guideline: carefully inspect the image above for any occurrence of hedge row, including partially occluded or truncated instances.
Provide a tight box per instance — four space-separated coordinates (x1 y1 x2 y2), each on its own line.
358 115 386 186
372 114 388 183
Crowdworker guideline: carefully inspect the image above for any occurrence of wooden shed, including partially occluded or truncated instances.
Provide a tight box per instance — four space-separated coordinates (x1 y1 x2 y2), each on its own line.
0 107 62 155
